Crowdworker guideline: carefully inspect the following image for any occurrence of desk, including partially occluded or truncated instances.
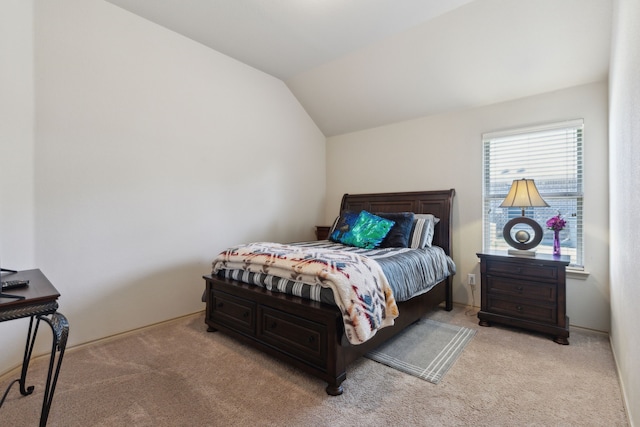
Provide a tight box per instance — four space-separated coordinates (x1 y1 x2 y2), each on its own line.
0 269 69 427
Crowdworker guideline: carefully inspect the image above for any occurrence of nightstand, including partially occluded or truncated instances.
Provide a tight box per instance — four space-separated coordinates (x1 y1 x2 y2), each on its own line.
476 251 571 344
315 226 331 240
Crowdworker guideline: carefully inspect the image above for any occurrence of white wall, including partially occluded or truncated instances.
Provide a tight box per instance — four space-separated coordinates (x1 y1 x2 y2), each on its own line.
326 81 609 332
0 0 39 372
1 0 325 375
609 0 640 423
0 1 35 270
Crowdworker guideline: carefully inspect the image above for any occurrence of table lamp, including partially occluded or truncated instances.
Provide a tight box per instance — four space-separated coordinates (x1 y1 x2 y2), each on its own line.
499 178 549 256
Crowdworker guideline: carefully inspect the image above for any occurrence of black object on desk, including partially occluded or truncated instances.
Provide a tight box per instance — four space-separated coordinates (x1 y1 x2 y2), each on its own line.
0 268 25 299
1 278 30 301
0 269 69 427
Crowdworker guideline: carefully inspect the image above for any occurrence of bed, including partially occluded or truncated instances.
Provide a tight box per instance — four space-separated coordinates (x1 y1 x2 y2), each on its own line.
202 189 455 395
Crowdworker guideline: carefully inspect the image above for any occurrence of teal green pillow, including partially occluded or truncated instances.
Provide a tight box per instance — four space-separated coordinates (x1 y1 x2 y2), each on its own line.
338 210 395 249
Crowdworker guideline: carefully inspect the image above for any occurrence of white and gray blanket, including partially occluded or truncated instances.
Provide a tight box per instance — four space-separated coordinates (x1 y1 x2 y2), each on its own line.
212 242 399 345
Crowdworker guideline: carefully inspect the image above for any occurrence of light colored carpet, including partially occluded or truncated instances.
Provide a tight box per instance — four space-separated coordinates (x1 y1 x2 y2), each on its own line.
0 305 629 426
365 318 476 384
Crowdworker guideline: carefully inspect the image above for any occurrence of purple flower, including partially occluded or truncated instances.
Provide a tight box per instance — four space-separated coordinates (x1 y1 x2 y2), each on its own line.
546 214 566 231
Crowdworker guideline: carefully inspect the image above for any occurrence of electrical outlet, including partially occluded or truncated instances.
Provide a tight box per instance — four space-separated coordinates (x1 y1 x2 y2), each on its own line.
467 273 476 286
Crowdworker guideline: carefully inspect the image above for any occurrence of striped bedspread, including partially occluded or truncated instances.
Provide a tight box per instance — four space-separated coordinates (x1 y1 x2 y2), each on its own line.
308 242 457 302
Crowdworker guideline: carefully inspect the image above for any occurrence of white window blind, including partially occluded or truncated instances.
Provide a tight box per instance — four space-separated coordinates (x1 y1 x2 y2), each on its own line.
482 119 584 267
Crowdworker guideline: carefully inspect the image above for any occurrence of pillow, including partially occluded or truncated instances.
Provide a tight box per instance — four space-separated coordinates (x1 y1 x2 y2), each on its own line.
329 211 359 242
376 212 415 248
409 214 440 248
337 210 395 249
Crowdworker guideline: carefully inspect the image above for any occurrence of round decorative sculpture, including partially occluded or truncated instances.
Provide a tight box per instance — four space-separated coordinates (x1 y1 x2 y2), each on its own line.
503 217 543 251
514 230 530 243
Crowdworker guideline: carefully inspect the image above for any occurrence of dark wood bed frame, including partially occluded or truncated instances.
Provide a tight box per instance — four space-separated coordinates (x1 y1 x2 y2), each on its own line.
203 189 455 395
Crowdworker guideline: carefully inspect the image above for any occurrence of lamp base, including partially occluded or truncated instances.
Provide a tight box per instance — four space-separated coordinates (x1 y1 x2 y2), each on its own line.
503 216 544 254
508 248 537 257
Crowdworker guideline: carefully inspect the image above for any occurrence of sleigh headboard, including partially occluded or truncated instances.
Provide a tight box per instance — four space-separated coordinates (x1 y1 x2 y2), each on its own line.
339 189 455 255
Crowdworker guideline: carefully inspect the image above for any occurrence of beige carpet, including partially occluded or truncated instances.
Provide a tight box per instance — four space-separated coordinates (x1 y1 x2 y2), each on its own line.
0 305 629 426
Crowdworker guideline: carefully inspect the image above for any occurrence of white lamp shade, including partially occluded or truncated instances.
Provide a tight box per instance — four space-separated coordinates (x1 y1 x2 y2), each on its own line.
499 179 549 208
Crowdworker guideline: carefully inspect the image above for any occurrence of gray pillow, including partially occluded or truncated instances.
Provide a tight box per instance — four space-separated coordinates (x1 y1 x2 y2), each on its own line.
409 214 440 248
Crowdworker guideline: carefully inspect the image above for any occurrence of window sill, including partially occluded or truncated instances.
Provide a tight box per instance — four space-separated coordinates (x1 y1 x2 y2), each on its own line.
567 267 589 280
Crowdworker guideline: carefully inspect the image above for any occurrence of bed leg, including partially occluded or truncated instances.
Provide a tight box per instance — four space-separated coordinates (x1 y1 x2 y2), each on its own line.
207 326 218 332
445 277 453 311
325 383 343 396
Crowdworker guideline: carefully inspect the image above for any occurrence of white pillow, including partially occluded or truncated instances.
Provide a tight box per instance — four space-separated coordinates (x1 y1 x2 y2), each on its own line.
409 214 440 248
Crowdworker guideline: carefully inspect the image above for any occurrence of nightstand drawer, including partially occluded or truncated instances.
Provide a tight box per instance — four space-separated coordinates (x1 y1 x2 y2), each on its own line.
486 259 559 281
487 295 556 324
486 276 556 303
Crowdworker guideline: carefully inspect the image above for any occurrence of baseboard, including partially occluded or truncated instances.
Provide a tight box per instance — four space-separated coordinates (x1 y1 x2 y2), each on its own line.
609 334 635 427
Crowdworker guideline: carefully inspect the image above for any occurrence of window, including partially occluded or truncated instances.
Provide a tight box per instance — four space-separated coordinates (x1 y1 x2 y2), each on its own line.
482 119 584 268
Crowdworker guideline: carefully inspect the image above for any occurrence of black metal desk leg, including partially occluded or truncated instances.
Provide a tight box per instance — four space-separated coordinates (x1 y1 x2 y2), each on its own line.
36 312 69 427
18 315 40 396
0 314 47 409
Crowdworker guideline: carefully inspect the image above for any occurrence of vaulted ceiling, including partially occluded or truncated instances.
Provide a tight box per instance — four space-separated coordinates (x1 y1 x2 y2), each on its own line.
105 0 612 136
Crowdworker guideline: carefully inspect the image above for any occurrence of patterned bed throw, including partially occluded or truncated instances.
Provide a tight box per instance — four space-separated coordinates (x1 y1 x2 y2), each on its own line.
212 242 399 345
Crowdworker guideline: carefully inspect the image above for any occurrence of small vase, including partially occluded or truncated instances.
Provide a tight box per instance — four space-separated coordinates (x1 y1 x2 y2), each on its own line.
553 230 561 256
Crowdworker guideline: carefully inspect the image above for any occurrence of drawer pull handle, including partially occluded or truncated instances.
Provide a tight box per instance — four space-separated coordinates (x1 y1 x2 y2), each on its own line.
308 336 315 343
271 321 277 329
516 305 523 311
243 311 249 318
516 286 524 292
217 302 224 308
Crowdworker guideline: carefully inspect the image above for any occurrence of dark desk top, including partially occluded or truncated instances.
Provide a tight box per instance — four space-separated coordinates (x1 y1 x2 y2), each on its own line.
0 269 60 312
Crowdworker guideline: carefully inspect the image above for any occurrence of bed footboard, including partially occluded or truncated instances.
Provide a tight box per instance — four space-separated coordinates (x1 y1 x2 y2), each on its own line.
204 274 451 395
204 275 349 395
